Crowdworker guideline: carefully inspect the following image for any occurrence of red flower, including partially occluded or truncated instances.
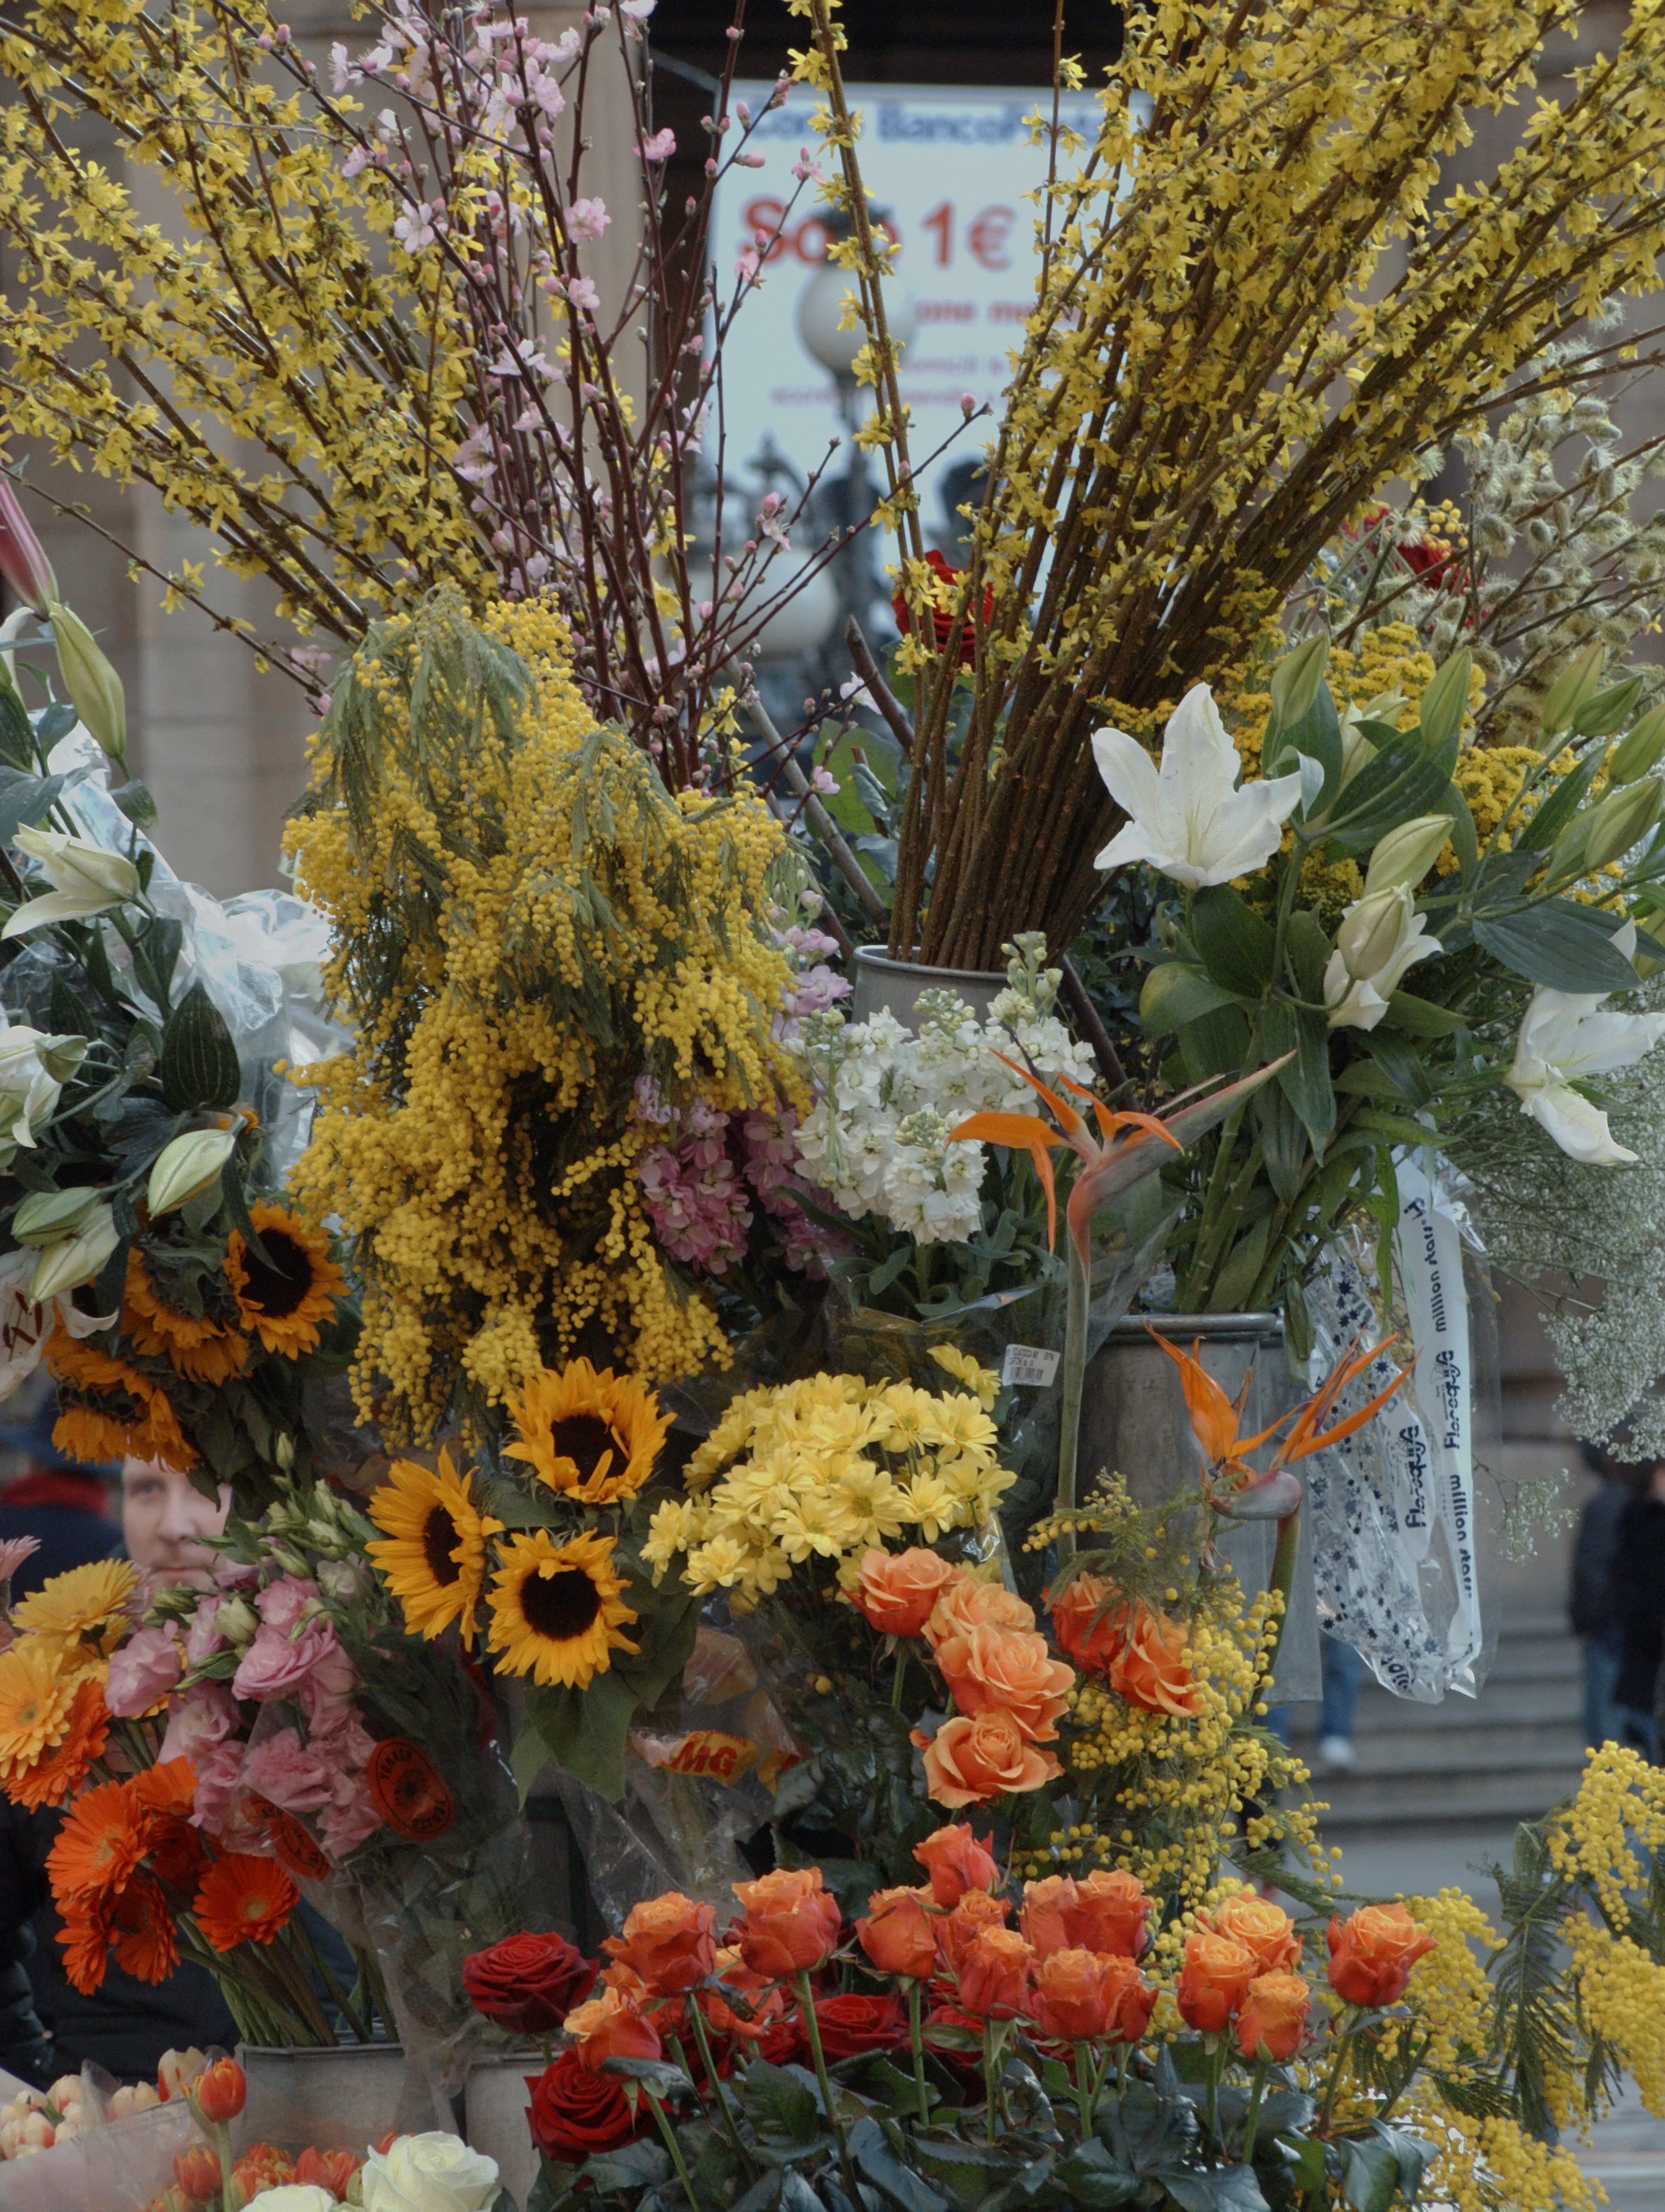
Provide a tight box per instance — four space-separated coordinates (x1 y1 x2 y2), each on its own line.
193 2057 246 2123
172 2144 221 2204
526 2052 649 2163
812 1993 910 2061
462 1930 597 2034
295 2146 363 2200
755 2015 808 2066
892 549 991 667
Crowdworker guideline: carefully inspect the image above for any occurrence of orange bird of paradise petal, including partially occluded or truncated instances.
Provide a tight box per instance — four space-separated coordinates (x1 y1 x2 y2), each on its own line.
1150 1331 1293 1469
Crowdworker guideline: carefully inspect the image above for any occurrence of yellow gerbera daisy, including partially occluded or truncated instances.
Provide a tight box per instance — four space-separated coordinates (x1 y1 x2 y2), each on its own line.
485 1530 640 1690
0 1636 76 1779
12 1560 138 1667
366 1450 504 1643
502 1359 670 1504
225 1203 346 1357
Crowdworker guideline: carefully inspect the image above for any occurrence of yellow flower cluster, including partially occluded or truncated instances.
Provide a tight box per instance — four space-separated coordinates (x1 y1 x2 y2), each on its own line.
641 1355 1014 1610
287 595 801 1440
1227 623 1449 780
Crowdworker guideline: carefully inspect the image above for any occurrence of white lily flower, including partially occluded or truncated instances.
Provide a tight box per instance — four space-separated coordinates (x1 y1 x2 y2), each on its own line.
0 1014 86 1156
1324 886 1442 1031
1091 684 1304 890
0 1245 114 1399
2 827 141 937
1506 931 1665 1164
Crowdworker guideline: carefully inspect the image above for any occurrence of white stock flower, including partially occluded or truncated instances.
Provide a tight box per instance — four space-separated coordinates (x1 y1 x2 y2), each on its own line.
2 827 140 937
1323 886 1442 1030
0 1013 86 1154
360 2132 499 2212
1507 948 1665 1165
1091 683 1304 889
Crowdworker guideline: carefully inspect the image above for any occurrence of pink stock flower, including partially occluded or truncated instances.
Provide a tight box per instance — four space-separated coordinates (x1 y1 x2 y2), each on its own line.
105 1626 185 1717
638 1135 752 1273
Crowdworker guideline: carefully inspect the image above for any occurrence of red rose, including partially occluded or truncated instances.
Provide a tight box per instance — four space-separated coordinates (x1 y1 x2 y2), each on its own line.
462 1930 597 2034
755 2015 808 2066
526 2052 649 2163
812 1993 910 2061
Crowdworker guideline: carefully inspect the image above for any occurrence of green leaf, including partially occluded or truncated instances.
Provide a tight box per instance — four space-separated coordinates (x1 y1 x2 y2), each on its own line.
1338 2135 1402 2212
110 779 158 828
606 2057 697 2099
1140 961 1244 1038
158 982 242 1110
1209 1214 1274 1310
1515 754 1596 853
1440 786 1478 878
849 2115 951 2212
521 1671 639 1801
1162 2163 1272 2212
1053 2140 1141 2208
1277 2134 1326 2197
0 765 68 849
131 915 184 1014
742 2061 825 2156
1375 2125 1428 2204
1265 1000 1335 1147
1383 991 1462 1037
1415 648 1472 752
1254 1074 1309 1203
1323 741 1455 856
1362 1028 1431 1105
1191 886 1277 998
1285 910 1332 1003
1473 901 1640 994
1177 1001 1252 1086
578 2140 670 2195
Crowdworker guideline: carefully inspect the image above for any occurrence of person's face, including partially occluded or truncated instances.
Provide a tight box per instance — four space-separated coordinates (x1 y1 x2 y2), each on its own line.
120 1458 230 1581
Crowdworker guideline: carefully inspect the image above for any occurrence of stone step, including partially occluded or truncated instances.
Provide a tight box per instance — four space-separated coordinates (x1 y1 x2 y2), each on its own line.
1309 1720 1586 1781
1311 1764 1590 1832
1284 1668 1582 1736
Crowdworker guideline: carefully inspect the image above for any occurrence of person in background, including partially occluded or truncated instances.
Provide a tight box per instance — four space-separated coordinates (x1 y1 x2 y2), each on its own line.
0 1388 120 1601
1312 1630 1367 1775
1570 1441 1639 1752
1610 1454 1665 1760
117 1454 231 1589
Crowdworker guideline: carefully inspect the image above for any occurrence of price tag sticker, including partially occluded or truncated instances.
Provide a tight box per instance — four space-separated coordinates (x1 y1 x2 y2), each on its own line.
1001 1343 1061 1389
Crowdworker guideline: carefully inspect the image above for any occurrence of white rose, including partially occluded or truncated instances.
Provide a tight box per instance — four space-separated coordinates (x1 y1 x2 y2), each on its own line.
360 2132 500 2212
243 2189 337 2212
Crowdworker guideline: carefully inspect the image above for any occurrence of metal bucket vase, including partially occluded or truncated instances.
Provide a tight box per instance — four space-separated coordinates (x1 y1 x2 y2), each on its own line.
1076 1313 1321 1703
849 946 1006 1026
234 2043 447 2157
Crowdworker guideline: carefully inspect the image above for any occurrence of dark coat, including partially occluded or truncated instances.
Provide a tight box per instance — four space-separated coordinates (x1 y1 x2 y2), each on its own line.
1612 1493 1665 1713
1570 1479 1632 1651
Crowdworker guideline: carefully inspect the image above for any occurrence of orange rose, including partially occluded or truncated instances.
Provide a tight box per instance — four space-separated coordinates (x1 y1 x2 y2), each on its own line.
705 1946 791 2043
1102 1952 1159 2043
1326 1904 1436 2009
1236 1971 1311 2062
956 1926 1034 2019
854 1549 963 1637
934 1625 1076 1743
1207 1895 1302 1976
916 1710 1062 1809
731 1865 842 1979
1020 1875 1079 1958
1029 1948 1113 2041
563 1984 664 2072
604 1891 718 1995
1063 1870 1152 1960
1049 1573 1122 1675
1106 1604 1203 1717
937 1887 1011 1977
913 1822 1001 1905
857 1887 938 1980
1175 1929 1258 2034
599 1957 650 2001
923 1577 1035 1652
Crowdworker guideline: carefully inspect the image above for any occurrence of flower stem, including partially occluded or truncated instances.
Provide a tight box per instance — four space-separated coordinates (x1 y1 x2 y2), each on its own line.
907 1977 930 2125
892 1646 909 1711
1071 2040 1096 2140
687 2004 750 2170
647 2087 704 2210
212 2119 235 2212
1204 2037 1224 2150
795 1969 858 2203
1241 2055 1272 2162
1057 1228 1090 1563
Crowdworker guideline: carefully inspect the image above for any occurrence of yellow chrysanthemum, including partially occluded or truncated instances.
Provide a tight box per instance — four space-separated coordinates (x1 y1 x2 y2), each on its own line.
485 1530 640 1690
0 1637 77 1778
225 1204 346 1358
502 1359 670 1505
366 1450 504 1643
12 1561 137 1668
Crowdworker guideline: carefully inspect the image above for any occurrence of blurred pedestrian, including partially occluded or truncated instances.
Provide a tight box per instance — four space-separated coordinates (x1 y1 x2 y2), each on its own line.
1570 1442 1640 1752
1313 1630 1366 1774
1610 1455 1665 1759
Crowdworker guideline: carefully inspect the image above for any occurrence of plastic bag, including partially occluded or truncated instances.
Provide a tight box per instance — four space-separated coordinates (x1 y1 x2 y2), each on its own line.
1303 1159 1501 1703
0 2092 198 2212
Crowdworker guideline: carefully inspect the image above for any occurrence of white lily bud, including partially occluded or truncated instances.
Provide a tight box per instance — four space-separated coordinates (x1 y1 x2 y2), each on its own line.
1324 886 1443 1031
46 604 126 764
1364 814 1453 898
13 1186 103 1245
146 1127 237 1217
3 827 141 938
28 1201 118 1302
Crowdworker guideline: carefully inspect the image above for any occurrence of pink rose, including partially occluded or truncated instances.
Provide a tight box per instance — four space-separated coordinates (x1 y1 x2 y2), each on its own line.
239 1727 335 1814
105 1627 183 1717
256 1574 321 1633
185 1597 229 1667
232 1616 345 1701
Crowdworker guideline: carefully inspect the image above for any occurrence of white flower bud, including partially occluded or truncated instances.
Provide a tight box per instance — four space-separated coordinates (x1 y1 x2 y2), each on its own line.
147 1127 238 1217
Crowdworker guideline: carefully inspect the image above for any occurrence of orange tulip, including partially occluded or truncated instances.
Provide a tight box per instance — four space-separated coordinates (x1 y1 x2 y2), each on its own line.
1236 1971 1311 2062
854 1549 963 1637
857 1887 938 1980
563 1984 664 2072
172 2145 220 2204
1207 1895 1302 1976
1326 1904 1435 2008
1175 1929 1258 2034
956 1926 1034 2019
192 2057 245 2124
731 1865 842 1978
913 1822 1001 1904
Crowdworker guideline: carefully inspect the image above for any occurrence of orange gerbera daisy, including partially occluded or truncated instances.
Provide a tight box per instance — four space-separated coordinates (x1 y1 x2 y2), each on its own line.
193 1853 299 1952
5 1680 110 1810
225 1205 345 1358
46 1326 195 1472
58 1905 112 1995
47 1779 145 1908
112 1872 179 1984
124 1252 250 1386
131 1757 197 1827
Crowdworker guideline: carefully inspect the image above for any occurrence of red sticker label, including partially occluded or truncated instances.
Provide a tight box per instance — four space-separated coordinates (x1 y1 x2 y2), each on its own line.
244 1792 332 1881
367 1738 455 1841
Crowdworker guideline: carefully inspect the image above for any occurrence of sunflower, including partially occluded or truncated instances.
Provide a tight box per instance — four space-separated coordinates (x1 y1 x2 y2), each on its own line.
485 1529 641 1690
124 1251 249 1386
0 1637 76 1779
47 1327 195 1471
12 1560 137 1669
503 1359 670 1504
366 1450 504 1643
47 1779 144 1907
5 1680 110 1810
111 1871 179 1984
225 1204 346 1357
193 1851 299 1952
